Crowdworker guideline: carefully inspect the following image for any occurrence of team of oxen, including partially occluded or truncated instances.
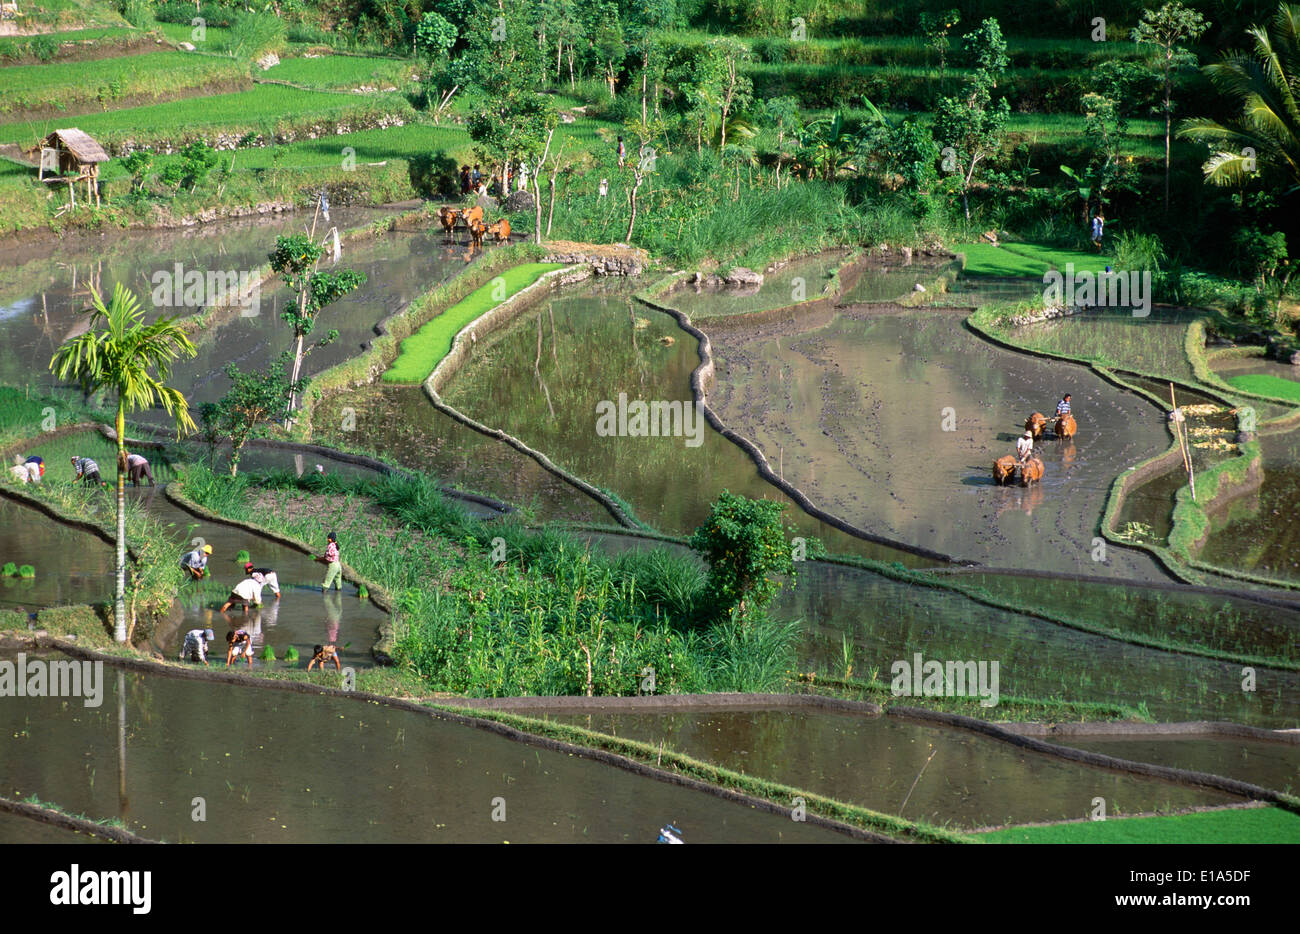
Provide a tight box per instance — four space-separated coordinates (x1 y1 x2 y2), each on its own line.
437 204 511 248
993 409 1077 487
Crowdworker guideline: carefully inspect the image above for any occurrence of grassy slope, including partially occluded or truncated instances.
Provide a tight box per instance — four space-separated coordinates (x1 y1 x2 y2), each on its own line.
0 51 248 116
979 806 1300 844
383 263 566 384
0 83 408 147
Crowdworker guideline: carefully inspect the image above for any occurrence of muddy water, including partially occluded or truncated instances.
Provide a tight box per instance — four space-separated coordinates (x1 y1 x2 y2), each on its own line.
539 709 1238 828
1198 427 1300 583
0 496 114 610
1044 735 1300 794
0 651 853 843
705 305 1169 577
837 261 950 305
440 280 930 565
931 276 1039 308
312 384 610 524
0 205 390 392
999 308 1202 384
664 252 846 319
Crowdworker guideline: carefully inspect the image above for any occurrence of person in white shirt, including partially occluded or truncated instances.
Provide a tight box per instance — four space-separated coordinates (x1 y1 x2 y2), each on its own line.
220 577 264 614
1016 430 1034 465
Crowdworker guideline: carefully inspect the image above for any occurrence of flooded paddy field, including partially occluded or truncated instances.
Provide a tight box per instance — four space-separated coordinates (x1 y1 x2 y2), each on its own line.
663 251 846 319
784 560 1300 727
536 708 1240 829
0 495 114 611
581 532 1299 727
0 205 392 393
998 308 1203 384
0 650 853 844
1043 734 1299 794
1198 426 1300 584
439 279 930 565
312 383 610 524
703 303 1170 577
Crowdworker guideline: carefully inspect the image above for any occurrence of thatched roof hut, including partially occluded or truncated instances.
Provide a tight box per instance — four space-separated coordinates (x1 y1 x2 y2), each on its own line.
31 128 108 208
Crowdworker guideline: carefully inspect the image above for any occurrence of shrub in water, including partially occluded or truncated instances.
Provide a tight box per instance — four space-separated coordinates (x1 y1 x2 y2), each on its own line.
18 566 34 579
2 563 16 577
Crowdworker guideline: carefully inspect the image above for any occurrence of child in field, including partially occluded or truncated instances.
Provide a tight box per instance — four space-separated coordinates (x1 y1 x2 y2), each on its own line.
10 456 40 484
226 629 253 667
307 644 341 671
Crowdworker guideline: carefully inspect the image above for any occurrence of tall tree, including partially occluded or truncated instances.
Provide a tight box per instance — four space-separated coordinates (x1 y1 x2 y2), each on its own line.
49 283 197 643
933 17 1011 221
1178 3 1300 194
1132 1 1210 210
268 234 366 423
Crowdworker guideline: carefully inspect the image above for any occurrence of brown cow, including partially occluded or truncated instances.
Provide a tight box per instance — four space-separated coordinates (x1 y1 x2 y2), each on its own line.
1025 412 1048 440
1020 456 1044 487
468 218 486 249
993 455 1018 486
1055 413 1077 441
461 204 485 229
486 218 511 242
437 206 460 239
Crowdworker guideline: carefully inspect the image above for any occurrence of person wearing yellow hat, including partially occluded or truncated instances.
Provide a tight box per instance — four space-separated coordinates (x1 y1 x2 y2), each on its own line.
180 543 213 580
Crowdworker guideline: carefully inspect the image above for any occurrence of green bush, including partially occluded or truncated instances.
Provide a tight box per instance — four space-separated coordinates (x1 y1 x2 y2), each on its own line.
688 490 815 620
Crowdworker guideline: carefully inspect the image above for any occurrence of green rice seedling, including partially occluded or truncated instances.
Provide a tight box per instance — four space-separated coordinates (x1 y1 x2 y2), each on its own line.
2 563 16 577
235 549 250 565
284 645 299 664
260 645 275 662
18 565 34 579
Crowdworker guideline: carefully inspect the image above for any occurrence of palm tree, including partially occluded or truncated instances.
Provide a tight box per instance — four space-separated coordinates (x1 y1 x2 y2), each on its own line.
50 282 197 643
1177 3 1300 193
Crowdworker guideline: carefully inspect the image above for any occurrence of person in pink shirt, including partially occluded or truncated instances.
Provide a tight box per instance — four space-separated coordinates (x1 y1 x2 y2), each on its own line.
320 531 342 592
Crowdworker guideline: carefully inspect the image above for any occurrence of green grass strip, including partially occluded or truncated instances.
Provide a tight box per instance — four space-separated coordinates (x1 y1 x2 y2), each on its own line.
956 240 1113 278
1226 373 1300 404
429 703 974 843
383 262 565 384
977 806 1300 844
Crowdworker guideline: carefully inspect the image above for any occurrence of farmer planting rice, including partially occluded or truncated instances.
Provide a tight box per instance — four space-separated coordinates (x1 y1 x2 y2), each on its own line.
181 544 213 580
70 455 100 485
220 576 265 613
179 628 215 665
245 562 281 599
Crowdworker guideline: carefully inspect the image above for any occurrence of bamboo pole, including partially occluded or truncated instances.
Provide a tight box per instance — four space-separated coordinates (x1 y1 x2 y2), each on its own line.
1169 383 1196 502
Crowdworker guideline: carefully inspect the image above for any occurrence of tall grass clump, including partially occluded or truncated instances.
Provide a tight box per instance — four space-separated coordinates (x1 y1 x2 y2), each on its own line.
225 12 287 61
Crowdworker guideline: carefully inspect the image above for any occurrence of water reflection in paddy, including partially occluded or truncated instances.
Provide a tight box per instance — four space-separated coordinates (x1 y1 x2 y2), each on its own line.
0 652 854 844
538 709 1239 828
